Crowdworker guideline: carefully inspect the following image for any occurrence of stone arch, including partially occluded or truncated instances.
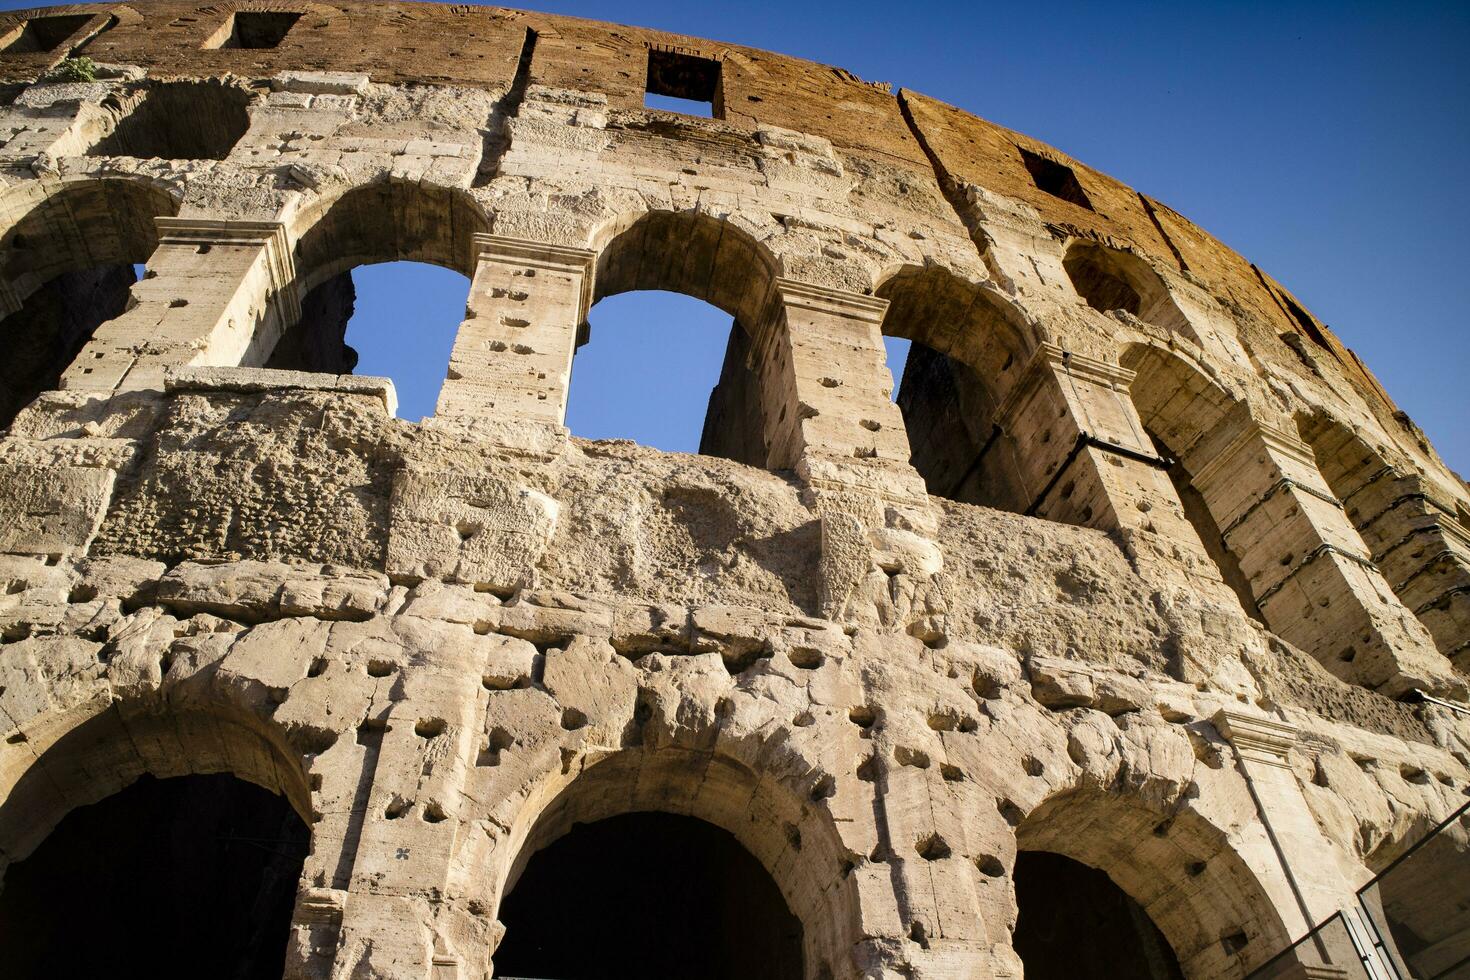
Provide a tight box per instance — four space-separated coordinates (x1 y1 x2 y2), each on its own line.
1121 341 1262 620
1297 409 1470 663
1014 787 1292 978
290 177 490 294
876 263 1036 508
0 695 313 975
1064 240 1189 333
0 176 179 425
493 745 861 980
590 209 780 332
265 178 489 376
579 210 782 462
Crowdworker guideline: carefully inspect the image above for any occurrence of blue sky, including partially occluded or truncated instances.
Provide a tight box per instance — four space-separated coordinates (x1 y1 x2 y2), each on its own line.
14 0 1467 473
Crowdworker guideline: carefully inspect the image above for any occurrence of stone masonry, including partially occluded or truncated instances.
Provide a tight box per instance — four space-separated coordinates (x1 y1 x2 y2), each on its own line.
0 3 1467 978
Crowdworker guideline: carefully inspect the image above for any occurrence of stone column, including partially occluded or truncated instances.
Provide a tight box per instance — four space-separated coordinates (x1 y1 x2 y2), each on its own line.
1188 410 1454 696
1215 710 1378 978
995 343 1243 609
331 636 495 978
434 234 594 451
752 278 910 472
58 218 299 394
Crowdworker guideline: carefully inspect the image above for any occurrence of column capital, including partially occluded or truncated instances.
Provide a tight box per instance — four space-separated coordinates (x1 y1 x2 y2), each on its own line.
154 217 301 325
1190 404 1316 493
996 342 1137 431
770 278 889 324
473 233 596 319
1215 709 1300 768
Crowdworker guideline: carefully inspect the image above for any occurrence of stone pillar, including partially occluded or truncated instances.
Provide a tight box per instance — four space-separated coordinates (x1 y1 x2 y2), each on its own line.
332 636 495 978
995 343 1242 608
1188 410 1455 696
752 278 909 472
435 234 593 450
1215 710 1377 977
59 218 300 394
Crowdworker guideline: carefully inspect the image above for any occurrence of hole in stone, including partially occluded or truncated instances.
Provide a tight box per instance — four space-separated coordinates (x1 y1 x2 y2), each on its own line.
306 657 328 678
414 718 446 739
916 834 951 861
560 708 588 731
789 647 823 670
366 660 395 678
977 855 1005 877
1018 147 1093 209
203 10 301 48
848 706 876 729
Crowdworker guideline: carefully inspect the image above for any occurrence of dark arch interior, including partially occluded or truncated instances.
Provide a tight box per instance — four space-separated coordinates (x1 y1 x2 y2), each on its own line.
1014 851 1184 980
1064 245 1144 317
0 772 309 980
495 811 803 980
89 82 253 160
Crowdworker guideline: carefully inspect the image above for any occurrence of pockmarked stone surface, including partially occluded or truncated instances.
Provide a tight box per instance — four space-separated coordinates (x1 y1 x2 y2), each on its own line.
0 3 1466 979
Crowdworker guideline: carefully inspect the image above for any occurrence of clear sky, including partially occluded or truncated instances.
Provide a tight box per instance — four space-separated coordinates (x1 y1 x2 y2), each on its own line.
15 0 1467 474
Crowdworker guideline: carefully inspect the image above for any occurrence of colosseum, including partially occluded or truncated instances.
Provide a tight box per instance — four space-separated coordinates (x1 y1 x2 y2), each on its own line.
0 3 1466 978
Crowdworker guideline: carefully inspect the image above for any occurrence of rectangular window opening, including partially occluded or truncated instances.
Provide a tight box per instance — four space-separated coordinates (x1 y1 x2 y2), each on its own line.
645 47 722 119
1 14 91 54
205 11 301 50
1018 147 1094 211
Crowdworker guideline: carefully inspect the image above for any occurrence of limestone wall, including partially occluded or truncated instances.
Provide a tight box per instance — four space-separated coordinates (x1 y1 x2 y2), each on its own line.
0 3 1467 978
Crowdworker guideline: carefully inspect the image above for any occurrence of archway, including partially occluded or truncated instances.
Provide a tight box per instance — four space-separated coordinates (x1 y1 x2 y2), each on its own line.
0 178 178 427
0 772 308 979
877 264 1034 509
576 211 779 463
1122 342 1263 621
268 180 489 415
1015 789 1292 978
495 811 803 979
494 748 858 980
1014 851 1183 980
1063 241 1188 333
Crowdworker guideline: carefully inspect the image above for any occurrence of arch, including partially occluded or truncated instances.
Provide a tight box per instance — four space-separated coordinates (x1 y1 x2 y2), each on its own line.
1064 241 1189 332
1121 341 1262 620
876 264 1035 508
590 209 780 332
1016 788 1292 978
290 177 491 295
0 176 179 295
0 177 179 426
495 746 860 980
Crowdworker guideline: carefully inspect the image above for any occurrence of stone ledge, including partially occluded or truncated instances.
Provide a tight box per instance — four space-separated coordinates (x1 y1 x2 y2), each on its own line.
164 366 397 416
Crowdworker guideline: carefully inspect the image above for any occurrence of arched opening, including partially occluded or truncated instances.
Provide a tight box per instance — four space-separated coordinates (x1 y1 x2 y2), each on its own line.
494 749 858 980
565 290 752 457
1016 789 1291 977
877 264 1033 509
495 811 803 979
268 180 488 416
1063 242 1188 332
1297 412 1470 660
0 772 308 979
0 179 178 427
86 81 253 160
577 211 777 463
1122 344 1263 622
1014 851 1183 980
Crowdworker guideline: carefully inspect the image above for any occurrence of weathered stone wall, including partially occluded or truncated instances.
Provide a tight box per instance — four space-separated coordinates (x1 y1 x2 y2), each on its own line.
0 3 1467 978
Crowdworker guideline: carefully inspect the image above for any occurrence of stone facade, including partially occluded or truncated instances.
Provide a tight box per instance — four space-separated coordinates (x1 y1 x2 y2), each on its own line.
0 3 1467 978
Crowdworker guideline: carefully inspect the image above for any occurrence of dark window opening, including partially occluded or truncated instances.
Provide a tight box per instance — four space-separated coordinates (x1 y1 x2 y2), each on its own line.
266 262 466 421
496 812 803 980
0 14 91 54
567 291 762 463
0 773 308 980
645 47 722 118
1019 147 1094 210
206 11 301 50
0 264 136 429
1014 851 1184 980
88 82 251 160
889 337 1028 510
1065 246 1143 316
